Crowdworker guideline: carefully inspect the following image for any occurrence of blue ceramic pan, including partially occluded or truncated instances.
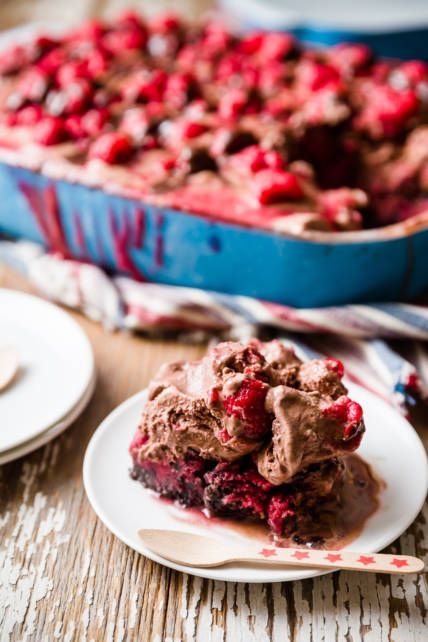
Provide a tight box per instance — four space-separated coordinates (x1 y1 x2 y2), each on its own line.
0 162 427 307
221 0 428 60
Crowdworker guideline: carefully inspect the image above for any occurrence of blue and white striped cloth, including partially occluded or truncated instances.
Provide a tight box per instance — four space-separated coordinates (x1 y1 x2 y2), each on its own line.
1 239 427 416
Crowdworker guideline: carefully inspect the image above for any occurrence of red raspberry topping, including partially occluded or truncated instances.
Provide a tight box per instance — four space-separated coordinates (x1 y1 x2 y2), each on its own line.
37 47 67 74
327 43 372 74
223 378 270 440
232 145 285 174
17 68 49 103
395 60 428 85
267 493 296 535
254 169 303 204
257 32 296 61
128 430 149 452
324 358 345 378
298 61 342 92
86 50 109 78
67 19 105 44
15 105 43 126
323 395 364 442
354 85 419 138
34 116 66 145
81 108 109 137
103 27 147 54
89 132 133 164
179 120 207 139
150 14 181 34
120 107 149 143
56 61 88 87
218 88 248 120
122 69 167 103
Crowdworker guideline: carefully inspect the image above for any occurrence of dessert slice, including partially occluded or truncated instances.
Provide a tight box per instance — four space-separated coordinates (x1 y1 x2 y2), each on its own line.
129 340 380 547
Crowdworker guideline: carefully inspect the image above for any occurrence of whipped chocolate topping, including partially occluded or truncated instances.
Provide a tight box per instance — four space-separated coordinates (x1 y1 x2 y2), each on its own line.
131 340 364 480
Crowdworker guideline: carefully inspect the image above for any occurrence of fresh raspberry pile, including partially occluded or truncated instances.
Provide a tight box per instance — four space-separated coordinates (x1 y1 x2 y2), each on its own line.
0 12 427 230
223 378 271 440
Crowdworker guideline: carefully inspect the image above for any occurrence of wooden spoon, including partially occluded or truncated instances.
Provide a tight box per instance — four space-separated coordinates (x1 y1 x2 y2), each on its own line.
138 529 424 574
0 345 19 391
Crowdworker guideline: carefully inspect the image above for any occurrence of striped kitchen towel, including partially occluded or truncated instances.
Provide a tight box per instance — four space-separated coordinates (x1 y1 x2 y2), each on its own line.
1 239 427 415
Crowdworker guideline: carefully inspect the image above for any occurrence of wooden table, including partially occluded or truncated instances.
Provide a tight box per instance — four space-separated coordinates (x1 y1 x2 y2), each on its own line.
1 263 428 642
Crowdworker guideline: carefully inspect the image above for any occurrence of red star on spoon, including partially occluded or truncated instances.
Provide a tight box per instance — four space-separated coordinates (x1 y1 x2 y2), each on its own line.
325 553 342 563
291 550 310 560
357 555 375 566
259 548 277 558
390 558 409 569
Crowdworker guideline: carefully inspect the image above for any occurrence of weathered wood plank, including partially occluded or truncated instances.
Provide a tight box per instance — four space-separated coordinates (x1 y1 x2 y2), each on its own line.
1 263 427 642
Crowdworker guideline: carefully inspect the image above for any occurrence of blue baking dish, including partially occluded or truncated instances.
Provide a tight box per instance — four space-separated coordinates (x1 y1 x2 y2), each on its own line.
221 0 428 59
0 162 427 307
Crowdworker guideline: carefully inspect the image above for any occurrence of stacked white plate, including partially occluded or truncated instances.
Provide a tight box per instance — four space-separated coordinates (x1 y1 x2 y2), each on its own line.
0 289 95 465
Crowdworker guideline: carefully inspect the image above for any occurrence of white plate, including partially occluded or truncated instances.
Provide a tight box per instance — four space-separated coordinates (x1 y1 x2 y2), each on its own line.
0 370 96 465
83 383 428 583
0 289 95 451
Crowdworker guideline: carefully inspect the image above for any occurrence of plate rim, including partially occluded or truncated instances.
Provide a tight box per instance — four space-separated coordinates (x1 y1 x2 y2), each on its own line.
0 370 96 465
83 386 428 583
0 288 95 451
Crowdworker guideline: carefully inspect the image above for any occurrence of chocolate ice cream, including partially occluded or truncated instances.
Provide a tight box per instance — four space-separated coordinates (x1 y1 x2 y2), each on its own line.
129 340 379 547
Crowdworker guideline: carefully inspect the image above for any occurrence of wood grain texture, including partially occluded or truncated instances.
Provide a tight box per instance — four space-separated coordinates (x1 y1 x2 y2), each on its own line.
1 265 428 642
0 0 428 638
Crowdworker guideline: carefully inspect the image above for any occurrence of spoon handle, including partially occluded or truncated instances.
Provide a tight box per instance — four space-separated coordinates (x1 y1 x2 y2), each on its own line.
242 545 424 574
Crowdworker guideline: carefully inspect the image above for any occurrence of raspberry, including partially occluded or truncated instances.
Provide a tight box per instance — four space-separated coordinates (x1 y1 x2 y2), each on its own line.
89 132 133 163
34 116 66 145
254 169 303 204
103 28 147 54
67 19 105 43
81 108 108 136
223 378 270 439
232 145 285 173
128 430 149 452
396 60 428 85
323 396 364 442
355 85 419 138
258 33 296 61
150 13 181 33
37 47 67 74
180 120 207 139
64 115 85 139
122 69 167 103
56 61 87 86
238 32 265 56
218 88 247 120
66 111 107 140
328 43 372 73
164 73 197 109
47 79 93 116
267 493 295 536
15 105 44 126
86 50 109 78
298 61 341 92
17 68 49 102
120 107 149 143
324 358 345 378
117 11 145 30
